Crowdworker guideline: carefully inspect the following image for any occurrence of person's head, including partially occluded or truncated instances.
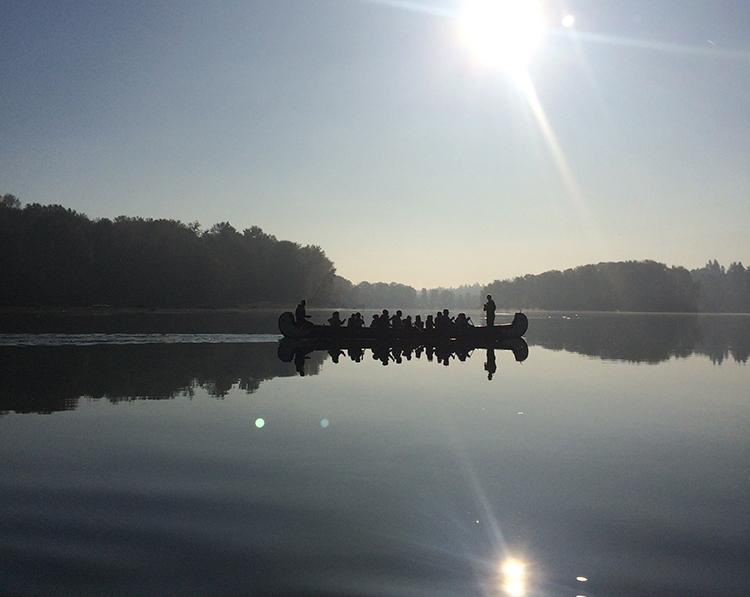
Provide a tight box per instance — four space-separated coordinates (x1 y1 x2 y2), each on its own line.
426 315 432 321
415 315 422 321
487 295 491 300
301 299 306 306
405 315 411 321
333 311 339 317
396 310 402 316
443 309 449 316
382 309 388 316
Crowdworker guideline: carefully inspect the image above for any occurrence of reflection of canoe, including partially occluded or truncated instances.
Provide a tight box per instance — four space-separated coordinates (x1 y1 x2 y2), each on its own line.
278 312 528 341
278 337 529 363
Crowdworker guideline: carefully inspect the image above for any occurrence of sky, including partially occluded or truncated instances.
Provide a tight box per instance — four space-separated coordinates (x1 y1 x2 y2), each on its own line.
1 0 749 288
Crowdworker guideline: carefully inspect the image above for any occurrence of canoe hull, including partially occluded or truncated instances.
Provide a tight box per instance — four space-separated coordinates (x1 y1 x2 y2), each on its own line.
278 312 528 341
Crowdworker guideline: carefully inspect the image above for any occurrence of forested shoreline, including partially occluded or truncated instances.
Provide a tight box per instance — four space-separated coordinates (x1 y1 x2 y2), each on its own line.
2 195 749 312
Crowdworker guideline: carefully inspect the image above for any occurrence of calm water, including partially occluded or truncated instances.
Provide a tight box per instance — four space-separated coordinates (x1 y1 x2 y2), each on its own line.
1 313 749 596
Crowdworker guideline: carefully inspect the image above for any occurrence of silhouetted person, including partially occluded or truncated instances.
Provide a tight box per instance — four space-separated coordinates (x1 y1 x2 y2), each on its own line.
381 309 390 328
349 312 364 328
455 313 472 329
390 310 402 329
414 315 424 330
295 299 311 325
328 311 345 327
402 315 413 330
425 314 435 331
441 309 454 331
484 294 496 327
435 312 444 330
484 348 497 380
371 314 381 328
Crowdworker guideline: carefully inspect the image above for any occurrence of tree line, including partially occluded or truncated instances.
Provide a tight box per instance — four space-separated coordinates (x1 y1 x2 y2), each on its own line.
485 260 750 313
2 194 748 311
0 195 335 307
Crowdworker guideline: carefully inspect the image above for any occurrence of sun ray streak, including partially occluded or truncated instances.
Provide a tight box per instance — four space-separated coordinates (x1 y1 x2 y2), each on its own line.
360 0 453 18
558 30 750 62
514 72 595 228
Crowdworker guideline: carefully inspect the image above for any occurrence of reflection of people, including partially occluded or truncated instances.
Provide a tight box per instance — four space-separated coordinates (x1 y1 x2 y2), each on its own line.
327 348 344 363
483 295 496 327
295 299 311 325
484 348 497 380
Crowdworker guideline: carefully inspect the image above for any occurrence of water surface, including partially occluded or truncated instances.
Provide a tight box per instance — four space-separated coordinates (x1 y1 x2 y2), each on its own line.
1 313 748 596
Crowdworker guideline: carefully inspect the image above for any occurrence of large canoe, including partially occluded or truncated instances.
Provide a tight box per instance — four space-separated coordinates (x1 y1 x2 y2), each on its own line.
278 312 528 341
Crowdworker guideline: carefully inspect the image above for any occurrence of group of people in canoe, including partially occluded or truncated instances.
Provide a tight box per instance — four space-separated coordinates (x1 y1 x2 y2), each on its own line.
294 296 497 330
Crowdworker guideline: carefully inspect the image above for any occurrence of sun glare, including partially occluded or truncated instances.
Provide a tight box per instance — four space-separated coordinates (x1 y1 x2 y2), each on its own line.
458 0 545 73
499 558 527 596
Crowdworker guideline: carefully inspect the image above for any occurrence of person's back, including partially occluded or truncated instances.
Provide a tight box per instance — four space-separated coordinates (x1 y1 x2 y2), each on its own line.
328 311 344 327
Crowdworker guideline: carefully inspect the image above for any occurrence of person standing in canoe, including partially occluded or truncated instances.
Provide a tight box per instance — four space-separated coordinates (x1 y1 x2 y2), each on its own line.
295 299 311 325
483 295 496 327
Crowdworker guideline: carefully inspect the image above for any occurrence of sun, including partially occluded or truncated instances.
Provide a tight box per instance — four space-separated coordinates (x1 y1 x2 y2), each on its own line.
458 0 545 73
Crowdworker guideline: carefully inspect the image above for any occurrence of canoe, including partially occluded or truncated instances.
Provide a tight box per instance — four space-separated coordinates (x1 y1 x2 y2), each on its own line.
278 312 528 340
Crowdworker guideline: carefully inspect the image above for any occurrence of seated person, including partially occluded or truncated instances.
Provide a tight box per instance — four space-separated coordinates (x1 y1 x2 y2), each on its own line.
414 315 424 330
328 311 345 327
425 314 434 331
381 309 390 328
347 312 363 328
442 309 454 329
454 313 473 329
402 315 413 330
389 310 403 329
370 314 381 328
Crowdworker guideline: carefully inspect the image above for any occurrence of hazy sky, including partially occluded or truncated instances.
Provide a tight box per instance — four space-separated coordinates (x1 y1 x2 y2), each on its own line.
2 0 749 287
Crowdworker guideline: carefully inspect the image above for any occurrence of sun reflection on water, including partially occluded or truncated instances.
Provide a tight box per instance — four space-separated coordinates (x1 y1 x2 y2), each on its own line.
499 557 527 596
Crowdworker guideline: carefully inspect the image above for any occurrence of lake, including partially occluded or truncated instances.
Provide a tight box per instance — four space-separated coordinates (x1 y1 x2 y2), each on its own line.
1 312 749 596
